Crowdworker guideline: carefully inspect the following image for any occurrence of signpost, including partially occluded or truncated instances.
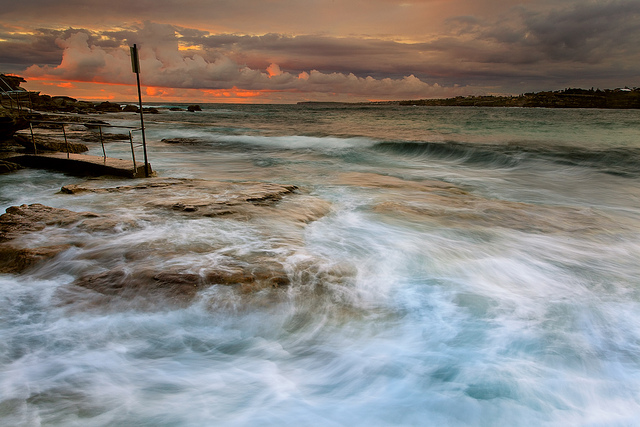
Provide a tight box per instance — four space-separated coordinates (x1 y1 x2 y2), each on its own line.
130 44 150 177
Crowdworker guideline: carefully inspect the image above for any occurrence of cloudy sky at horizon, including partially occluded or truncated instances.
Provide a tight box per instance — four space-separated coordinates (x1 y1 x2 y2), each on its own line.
1 0 639 103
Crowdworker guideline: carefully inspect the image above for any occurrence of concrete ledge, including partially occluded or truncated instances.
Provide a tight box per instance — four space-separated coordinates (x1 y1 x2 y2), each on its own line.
9 153 152 178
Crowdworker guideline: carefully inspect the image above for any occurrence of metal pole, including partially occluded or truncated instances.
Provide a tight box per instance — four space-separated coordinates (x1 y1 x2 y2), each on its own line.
129 131 137 173
61 124 69 158
132 44 150 177
99 126 106 161
29 122 37 154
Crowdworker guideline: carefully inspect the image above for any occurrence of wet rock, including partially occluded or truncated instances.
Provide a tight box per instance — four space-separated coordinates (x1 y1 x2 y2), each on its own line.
0 159 23 174
13 134 88 154
64 261 291 309
73 269 202 302
0 244 71 273
161 137 204 144
0 203 99 243
60 184 90 194
4 179 335 310
80 132 128 143
61 179 303 220
0 106 30 139
95 102 122 112
0 204 102 272
52 96 78 109
83 120 110 128
122 104 139 113
187 104 202 112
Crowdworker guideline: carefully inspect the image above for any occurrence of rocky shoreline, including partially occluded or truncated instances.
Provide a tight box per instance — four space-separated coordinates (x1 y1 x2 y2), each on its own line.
1 74 337 310
1 73 203 168
0 178 334 310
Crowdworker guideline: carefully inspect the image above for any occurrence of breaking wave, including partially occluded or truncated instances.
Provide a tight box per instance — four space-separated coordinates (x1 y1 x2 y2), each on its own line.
372 140 640 176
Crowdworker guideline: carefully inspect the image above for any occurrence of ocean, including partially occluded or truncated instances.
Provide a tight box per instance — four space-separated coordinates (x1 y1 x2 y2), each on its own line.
1 104 640 426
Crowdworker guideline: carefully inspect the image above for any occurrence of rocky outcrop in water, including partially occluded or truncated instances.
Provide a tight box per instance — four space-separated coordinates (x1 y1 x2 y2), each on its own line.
0 204 101 273
1 179 336 310
336 172 621 234
0 203 100 243
59 179 329 222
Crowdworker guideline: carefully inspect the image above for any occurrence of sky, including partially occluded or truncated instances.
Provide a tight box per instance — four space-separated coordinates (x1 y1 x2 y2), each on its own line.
1 0 639 103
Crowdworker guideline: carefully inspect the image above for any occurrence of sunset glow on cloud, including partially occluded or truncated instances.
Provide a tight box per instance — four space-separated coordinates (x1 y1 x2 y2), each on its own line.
1 0 639 103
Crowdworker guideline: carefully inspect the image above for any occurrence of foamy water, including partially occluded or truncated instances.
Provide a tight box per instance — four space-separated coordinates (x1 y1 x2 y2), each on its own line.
2 105 640 426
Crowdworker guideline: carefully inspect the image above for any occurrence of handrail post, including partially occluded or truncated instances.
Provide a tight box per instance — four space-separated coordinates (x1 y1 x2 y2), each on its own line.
29 122 37 154
61 124 69 158
129 130 137 173
99 125 106 162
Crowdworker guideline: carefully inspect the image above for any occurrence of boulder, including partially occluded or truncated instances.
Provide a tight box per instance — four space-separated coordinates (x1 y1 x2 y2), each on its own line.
95 101 122 112
122 104 139 113
187 104 202 112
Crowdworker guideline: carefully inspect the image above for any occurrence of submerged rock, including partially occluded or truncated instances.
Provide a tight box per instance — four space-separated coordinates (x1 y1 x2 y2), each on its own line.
58 179 320 222
161 137 204 144
0 203 99 243
3 180 336 310
0 159 23 174
0 204 101 273
63 260 292 309
0 244 72 274
334 172 621 234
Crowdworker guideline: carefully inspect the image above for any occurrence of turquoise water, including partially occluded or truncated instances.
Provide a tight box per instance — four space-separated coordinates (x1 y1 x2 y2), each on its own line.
1 105 640 426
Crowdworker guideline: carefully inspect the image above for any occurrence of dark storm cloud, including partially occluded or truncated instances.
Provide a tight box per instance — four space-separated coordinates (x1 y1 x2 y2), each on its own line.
519 0 640 61
0 28 66 68
446 0 640 64
0 27 125 71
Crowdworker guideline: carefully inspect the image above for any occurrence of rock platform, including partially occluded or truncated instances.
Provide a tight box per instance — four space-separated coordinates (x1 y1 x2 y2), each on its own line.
9 153 151 178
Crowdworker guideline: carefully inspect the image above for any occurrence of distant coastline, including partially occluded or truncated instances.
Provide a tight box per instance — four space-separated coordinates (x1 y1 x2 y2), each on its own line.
299 88 640 109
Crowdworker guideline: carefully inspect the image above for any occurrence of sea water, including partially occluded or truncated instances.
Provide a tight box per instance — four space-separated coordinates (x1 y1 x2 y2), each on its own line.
1 105 640 426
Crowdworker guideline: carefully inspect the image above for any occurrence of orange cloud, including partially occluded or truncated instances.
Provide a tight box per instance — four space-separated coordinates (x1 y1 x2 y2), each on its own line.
22 25 467 103
266 63 283 78
146 86 176 97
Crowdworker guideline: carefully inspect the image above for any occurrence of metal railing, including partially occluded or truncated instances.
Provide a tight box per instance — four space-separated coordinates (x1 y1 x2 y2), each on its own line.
27 120 146 175
0 75 34 112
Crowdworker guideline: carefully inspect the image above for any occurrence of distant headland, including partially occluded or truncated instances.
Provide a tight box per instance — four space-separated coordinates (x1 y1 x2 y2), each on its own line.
2 73 639 109
302 88 640 109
